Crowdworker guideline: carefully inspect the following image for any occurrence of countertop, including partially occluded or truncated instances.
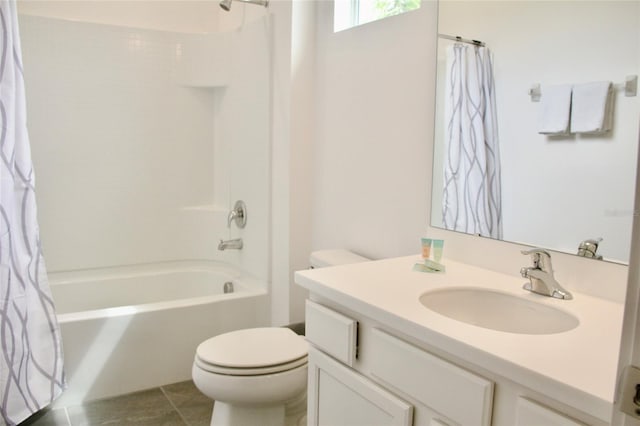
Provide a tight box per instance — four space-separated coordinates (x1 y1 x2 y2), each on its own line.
295 255 624 423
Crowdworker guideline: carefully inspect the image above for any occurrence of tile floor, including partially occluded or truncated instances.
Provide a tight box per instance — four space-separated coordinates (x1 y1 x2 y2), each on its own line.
20 381 213 426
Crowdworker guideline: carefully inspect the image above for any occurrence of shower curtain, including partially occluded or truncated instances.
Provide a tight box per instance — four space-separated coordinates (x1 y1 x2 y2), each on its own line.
443 43 503 239
0 1 65 424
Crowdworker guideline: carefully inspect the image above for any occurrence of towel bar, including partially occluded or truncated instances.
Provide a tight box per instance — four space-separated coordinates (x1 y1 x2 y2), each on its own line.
528 75 637 102
622 75 638 97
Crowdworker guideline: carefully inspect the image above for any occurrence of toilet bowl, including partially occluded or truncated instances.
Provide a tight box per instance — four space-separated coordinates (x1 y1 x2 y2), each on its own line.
192 249 369 426
193 327 308 426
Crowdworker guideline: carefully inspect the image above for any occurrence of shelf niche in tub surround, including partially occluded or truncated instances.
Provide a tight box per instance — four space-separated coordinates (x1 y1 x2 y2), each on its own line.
295 255 624 424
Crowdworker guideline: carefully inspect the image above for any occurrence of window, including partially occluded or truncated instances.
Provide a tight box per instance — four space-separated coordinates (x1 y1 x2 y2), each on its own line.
334 0 420 32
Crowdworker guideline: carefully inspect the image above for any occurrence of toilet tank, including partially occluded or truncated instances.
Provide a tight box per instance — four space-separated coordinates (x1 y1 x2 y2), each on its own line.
309 249 370 269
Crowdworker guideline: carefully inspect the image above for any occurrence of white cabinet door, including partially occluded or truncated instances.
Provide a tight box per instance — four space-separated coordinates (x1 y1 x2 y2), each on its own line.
307 348 413 426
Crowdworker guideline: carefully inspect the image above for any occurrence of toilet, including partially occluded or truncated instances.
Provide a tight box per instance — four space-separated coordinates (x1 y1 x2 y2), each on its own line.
192 249 369 426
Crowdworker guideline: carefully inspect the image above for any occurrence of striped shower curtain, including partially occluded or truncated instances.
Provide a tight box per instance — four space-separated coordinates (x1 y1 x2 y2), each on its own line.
0 1 65 424
443 43 503 239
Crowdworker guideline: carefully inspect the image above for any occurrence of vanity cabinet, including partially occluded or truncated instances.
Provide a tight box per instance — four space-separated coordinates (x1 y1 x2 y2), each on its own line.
297 256 618 426
304 298 602 426
515 398 584 426
305 300 494 426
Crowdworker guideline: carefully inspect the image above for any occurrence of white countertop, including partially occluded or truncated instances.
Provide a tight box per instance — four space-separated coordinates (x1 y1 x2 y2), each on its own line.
295 255 624 422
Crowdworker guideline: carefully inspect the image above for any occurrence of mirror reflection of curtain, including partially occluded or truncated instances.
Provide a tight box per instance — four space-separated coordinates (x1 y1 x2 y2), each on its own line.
442 43 502 239
0 1 65 424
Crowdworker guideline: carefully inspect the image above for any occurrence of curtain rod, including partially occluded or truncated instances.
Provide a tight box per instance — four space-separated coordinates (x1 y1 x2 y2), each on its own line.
438 33 485 47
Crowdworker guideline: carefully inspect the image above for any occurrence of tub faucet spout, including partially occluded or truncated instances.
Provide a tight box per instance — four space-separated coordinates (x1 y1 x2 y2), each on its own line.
218 238 243 251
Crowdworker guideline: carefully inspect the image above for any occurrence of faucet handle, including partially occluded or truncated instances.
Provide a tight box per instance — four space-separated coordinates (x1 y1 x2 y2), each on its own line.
521 248 552 271
227 200 247 229
520 247 550 256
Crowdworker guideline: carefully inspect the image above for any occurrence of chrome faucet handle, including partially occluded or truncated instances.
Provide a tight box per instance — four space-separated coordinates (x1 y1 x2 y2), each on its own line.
521 248 552 272
227 200 247 228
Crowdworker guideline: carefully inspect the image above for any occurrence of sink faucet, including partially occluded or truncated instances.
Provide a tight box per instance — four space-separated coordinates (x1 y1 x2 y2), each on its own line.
520 248 572 300
218 238 243 251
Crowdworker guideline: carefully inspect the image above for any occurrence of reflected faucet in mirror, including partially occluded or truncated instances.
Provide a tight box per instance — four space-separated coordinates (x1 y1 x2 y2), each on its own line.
577 238 603 260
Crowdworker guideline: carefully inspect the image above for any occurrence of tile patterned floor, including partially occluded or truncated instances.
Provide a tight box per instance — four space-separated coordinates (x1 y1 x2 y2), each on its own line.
20 381 213 426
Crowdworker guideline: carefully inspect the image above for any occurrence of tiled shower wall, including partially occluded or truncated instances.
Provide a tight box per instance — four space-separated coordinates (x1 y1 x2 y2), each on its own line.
20 14 270 281
21 15 217 271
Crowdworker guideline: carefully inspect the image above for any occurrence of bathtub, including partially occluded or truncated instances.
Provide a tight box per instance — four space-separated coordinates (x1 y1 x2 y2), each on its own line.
49 261 269 407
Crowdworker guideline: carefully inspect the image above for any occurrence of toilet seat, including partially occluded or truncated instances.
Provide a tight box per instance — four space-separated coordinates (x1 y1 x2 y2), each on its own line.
195 354 308 376
195 327 308 376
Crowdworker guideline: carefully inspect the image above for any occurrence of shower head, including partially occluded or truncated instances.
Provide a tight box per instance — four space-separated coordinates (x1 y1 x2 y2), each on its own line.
219 0 269 12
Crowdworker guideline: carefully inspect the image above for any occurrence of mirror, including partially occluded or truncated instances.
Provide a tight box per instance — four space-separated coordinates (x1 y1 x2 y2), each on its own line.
431 1 640 264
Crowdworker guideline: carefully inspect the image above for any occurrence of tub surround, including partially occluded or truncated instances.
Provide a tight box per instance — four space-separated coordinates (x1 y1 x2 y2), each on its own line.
21 14 271 282
295 255 624 424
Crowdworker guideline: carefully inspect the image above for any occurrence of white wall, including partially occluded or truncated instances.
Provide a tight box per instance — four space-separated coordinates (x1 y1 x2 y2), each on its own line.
261 0 438 324
288 0 317 322
433 1 640 263
258 0 317 325
312 0 436 261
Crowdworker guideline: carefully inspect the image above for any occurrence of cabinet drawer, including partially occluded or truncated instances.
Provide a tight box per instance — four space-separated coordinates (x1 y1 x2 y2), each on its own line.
369 328 493 426
305 300 358 366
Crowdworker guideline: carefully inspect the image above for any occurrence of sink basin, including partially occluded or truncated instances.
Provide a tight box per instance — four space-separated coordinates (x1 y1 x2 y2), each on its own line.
419 287 579 335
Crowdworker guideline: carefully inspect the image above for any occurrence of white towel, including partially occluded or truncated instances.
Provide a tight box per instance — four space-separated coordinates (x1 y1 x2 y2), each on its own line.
570 81 613 134
537 84 572 135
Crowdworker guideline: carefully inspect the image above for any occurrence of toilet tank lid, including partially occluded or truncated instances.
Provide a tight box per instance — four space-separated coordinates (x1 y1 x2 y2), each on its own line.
309 249 370 268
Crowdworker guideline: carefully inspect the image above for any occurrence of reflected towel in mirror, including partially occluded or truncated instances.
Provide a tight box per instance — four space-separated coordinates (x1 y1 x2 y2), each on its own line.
570 81 613 134
537 84 572 135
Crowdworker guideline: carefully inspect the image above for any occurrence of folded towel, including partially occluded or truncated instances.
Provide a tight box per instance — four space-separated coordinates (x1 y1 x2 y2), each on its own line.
537 84 572 135
570 81 613 134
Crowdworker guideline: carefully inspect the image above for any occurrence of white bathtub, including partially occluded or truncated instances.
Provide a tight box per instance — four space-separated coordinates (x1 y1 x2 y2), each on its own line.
49 261 269 407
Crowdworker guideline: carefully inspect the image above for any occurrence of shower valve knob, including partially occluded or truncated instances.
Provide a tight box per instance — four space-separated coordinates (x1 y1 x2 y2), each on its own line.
227 200 247 229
